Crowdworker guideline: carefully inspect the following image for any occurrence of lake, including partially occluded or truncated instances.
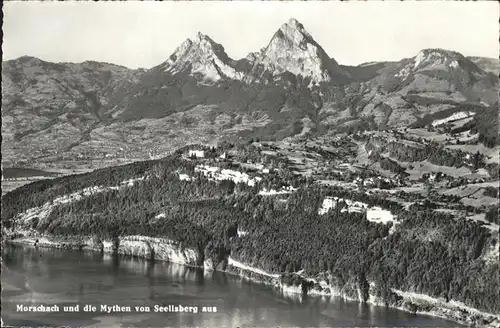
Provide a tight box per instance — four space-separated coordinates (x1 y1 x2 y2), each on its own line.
1 244 462 327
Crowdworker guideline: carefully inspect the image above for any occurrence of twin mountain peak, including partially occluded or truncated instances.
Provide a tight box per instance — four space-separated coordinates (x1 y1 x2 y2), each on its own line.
159 18 486 86
162 18 349 85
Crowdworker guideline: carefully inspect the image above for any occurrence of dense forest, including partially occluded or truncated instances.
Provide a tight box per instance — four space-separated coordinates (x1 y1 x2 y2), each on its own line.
485 205 499 225
461 104 499 148
2 153 499 314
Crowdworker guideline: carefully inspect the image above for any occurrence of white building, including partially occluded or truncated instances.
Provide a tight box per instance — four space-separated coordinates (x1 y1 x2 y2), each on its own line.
188 150 205 158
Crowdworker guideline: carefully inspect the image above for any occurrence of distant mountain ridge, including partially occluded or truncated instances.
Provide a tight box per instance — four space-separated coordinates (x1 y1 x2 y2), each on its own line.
467 56 499 74
2 18 498 167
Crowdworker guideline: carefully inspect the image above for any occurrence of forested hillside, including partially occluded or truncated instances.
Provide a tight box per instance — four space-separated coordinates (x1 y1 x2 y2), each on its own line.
2 150 498 315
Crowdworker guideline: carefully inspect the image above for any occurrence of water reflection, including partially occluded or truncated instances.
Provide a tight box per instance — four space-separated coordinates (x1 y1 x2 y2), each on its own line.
2 244 462 328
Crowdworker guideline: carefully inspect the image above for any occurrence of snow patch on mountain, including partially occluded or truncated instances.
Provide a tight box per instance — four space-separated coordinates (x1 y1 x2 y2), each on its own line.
413 51 427 68
414 50 449 69
395 65 412 80
432 111 474 127
414 50 458 70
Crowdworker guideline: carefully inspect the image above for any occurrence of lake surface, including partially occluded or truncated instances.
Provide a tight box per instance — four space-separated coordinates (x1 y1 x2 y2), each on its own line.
1 244 462 327
2 167 60 179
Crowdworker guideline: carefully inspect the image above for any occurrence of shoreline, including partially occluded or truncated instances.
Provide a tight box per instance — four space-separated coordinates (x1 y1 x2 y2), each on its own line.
224 256 500 328
3 233 499 328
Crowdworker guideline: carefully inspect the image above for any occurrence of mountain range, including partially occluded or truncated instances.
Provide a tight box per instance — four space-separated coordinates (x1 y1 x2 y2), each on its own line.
2 18 500 327
2 18 498 168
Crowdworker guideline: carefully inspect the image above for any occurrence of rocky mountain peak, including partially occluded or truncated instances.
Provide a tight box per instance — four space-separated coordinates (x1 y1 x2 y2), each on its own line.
286 17 301 28
277 18 313 44
161 33 242 82
190 32 220 52
250 18 349 84
196 31 206 41
164 34 225 67
265 18 318 58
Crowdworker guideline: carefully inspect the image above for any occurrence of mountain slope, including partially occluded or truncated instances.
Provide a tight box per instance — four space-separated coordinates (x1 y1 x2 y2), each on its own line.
374 49 497 104
159 32 246 83
1 56 144 165
1 20 498 168
316 49 498 130
467 56 499 74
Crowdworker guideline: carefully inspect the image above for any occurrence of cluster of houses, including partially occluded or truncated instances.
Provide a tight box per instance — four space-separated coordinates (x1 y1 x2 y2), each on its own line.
185 149 230 161
353 176 399 189
188 149 205 158
420 171 488 188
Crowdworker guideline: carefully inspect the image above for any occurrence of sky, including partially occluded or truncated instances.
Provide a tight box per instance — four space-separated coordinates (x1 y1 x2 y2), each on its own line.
3 1 499 69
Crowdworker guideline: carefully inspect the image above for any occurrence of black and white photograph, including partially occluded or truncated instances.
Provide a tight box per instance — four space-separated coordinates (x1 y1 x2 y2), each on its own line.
1 1 499 327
